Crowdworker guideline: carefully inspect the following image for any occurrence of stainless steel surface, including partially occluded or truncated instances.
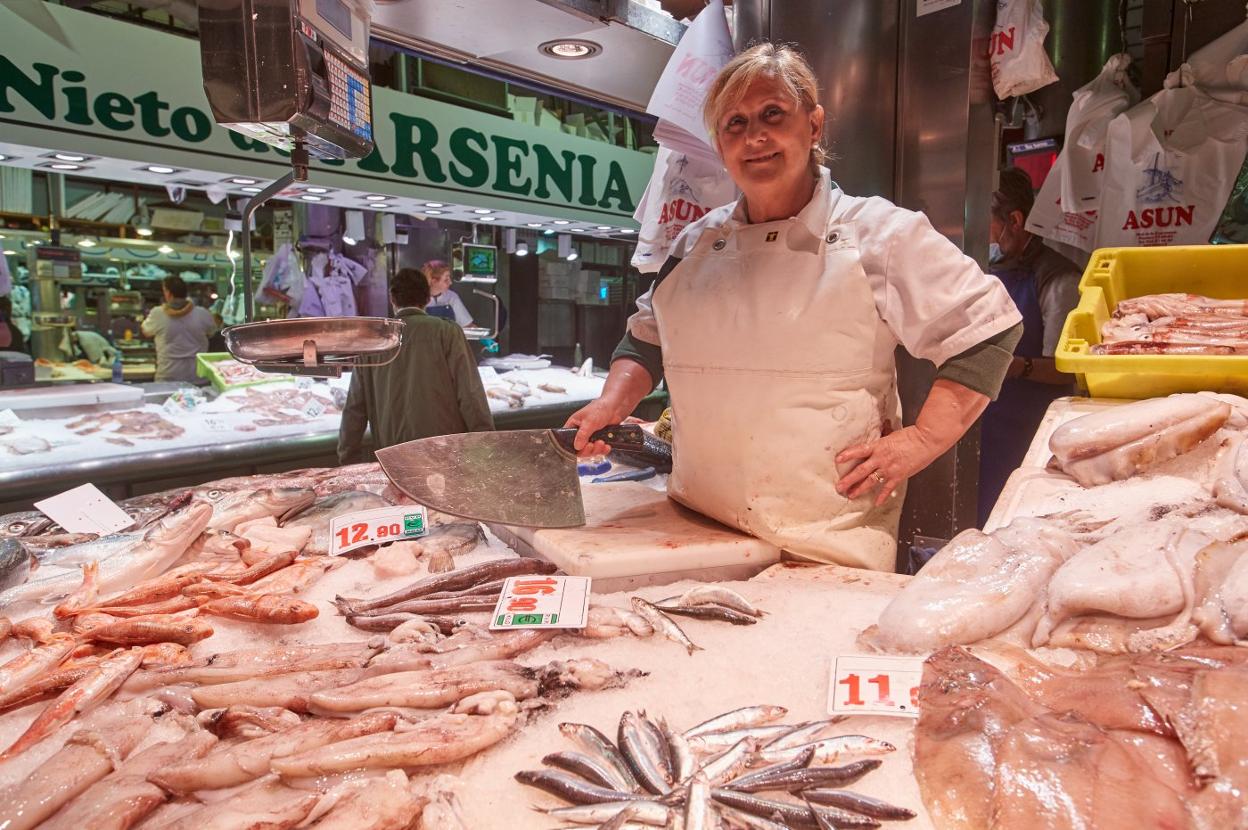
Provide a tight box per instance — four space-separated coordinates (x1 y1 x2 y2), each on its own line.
370 0 681 112
224 317 404 364
241 170 297 322
1028 1 1122 139
734 0 899 198
376 430 587 528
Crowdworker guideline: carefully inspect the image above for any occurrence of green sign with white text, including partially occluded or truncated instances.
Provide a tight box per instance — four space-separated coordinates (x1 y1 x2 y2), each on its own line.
0 4 652 223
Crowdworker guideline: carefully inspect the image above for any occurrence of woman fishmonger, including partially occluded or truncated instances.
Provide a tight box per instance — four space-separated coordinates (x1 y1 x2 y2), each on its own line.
567 44 1023 570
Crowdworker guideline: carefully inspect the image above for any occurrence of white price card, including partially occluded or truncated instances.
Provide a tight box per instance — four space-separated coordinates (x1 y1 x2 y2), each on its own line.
302 398 326 419
828 654 925 718
490 575 591 630
329 505 428 555
34 483 134 535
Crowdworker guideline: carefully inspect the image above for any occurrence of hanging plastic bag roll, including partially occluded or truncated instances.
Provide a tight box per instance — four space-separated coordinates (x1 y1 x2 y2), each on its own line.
990 0 1060 99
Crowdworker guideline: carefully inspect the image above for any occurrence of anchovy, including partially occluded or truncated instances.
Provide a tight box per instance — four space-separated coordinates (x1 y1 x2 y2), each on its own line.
543 751 632 792
514 769 654 806
619 710 673 794
659 717 697 783
685 774 712 830
685 705 788 739
688 725 796 754
651 604 758 625
630 597 702 655
541 802 671 826
700 738 761 785
764 718 846 750
726 759 882 793
711 789 819 828
750 735 895 767
802 790 916 821
663 585 765 617
726 746 815 785
807 798 882 830
717 808 791 830
637 712 675 780
336 558 558 614
560 723 642 793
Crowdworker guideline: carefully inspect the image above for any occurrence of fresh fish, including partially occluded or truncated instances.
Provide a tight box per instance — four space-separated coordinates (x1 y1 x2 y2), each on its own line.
630 596 702 655
764 719 845 750
701 738 762 785
347 611 429 632
335 557 559 615
155 775 320 830
637 711 675 780
53 561 99 618
1 647 145 759
685 705 788 739
685 774 712 830
0 501 212 610
0 615 10 644
544 751 633 791
211 549 298 585
150 710 398 793
664 585 765 617
351 595 498 617
0 537 33 591
725 746 815 785
0 510 55 539
411 521 486 565
750 736 895 767
542 801 671 826
560 722 643 794
280 490 391 554
652 604 758 625
309 660 541 713
619 710 673 794
710 789 819 828
801 790 917 821
718 809 792 830
515 769 655 806
660 717 697 783
807 799 883 830
200 592 319 624
688 725 795 754
726 759 882 793
302 769 426 830
82 614 214 647
189 667 367 712
205 486 316 532
0 661 98 714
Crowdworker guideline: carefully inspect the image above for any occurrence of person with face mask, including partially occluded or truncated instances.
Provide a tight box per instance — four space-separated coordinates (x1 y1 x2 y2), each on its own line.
567 43 1024 571
422 259 475 328
977 167 1083 525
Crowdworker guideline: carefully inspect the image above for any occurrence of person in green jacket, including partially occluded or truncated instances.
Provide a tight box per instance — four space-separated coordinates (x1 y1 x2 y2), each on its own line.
338 267 493 464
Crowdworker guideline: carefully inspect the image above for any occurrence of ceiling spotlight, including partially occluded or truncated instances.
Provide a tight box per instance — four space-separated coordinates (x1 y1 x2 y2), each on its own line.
527 223 543 228
539 39 602 59
145 165 177 174
365 194 388 201
567 249 579 261
543 229 554 236
515 241 529 257
479 216 497 221
343 210 365 246
54 153 86 162
241 186 262 193
552 220 571 225
301 195 324 202
620 229 637 234
596 226 612 231
230 177 257 185
50 163 82 171
558 233 578 261
424 202 445 208
136 226 154 237
424 210 444 215
305 187 329 194
0 154 9 162
472 209 493 215
371 203 392 209
2 250 15 256
158 244 174 254
76 237 97 248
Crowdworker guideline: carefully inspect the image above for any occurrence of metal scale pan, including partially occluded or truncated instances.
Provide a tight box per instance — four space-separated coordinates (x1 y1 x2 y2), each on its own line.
223 317 403 376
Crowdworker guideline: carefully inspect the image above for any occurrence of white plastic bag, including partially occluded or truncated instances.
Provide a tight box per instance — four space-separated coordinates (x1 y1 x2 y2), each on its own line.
254 243 306 309
1059 54 1138 212
1163 18 1248 107
1095 85 1248 248
990 0 1059 99
631 147 738 273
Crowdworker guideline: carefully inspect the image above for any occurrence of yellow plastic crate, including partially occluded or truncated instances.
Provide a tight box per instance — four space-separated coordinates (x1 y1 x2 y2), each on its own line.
1056 244 1248 399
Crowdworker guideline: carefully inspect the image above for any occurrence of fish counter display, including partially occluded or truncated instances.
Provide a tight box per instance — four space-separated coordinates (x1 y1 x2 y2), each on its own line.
1 391 1247 828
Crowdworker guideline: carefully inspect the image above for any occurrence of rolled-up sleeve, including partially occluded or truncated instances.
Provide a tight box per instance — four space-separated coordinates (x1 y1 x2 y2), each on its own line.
853 198 1022 367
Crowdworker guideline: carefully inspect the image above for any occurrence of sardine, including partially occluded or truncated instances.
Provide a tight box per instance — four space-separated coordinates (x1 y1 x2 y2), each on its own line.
713 790 879 829
750 735 896 767
685 705 788 739
652 604 758 625
560 722 643 793
688 725 795 754
807 799 883 830
0 537 33 591
515 769 655 806
335 557 558 614
725 759 883 793
802 789 917 821
630 597 702 655
619 710 673 794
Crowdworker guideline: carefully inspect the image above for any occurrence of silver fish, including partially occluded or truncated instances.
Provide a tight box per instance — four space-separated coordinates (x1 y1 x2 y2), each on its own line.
665 585 765 617
281 490 391 554
659 717 697 783
514 769 654 806
688 725 795 754
544 751 634 792
206 487 316 532
802 789 917 821
653 604 758 625
764 718 846 750
750 735 896 767
0 537 33 591
685 705 788 739
700 738 761 785
726 759 882 793
618 710 673 795
560 723 642 793
685 774 712 830
630 597 702 655
542 801 670 826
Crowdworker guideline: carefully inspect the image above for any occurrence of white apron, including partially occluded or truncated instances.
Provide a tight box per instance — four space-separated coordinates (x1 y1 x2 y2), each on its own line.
653 180 905 571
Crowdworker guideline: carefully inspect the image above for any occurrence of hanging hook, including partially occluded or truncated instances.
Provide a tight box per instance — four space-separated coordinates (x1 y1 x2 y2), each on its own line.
1181 0 1206 64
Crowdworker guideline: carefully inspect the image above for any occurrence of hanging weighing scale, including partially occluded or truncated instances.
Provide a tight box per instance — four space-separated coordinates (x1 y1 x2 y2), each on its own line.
198 0 401 376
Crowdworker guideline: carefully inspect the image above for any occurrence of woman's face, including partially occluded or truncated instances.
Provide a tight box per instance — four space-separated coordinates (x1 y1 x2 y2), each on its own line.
715 77 823 197
428 269 452 297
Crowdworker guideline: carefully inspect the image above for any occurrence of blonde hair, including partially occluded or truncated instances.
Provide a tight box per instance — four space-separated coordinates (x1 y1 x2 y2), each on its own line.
703 42 827 165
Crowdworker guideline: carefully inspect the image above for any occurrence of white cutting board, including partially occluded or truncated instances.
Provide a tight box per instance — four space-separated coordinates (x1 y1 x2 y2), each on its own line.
487 481 782 590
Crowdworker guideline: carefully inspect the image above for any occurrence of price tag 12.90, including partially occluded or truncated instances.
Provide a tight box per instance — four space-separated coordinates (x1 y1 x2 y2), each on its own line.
827 654 925 718
490 575 591 630
329 505 428 555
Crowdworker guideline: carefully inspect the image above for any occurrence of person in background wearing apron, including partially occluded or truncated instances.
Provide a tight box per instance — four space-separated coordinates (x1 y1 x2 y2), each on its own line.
977 168 1082 526
423 259 475 328
140 275 216 383
567 43 1024 571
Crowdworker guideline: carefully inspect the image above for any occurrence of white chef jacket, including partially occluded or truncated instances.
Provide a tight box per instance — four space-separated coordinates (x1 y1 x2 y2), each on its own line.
626 167 1021 569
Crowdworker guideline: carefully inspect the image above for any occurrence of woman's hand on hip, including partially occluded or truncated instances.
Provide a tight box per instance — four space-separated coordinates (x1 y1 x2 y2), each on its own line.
834 426 942 506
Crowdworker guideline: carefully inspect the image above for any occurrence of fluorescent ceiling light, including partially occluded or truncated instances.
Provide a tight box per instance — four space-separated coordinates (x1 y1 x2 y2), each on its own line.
158 244 174 254
230 177 257 185
424 202 445 208
76 237 96 248
145 165 177 174
365 194 388 201
425 210 444 215
305 187 329 194
301 195 323 202
552 220 571 225
54 153 86 162
472 209 493 215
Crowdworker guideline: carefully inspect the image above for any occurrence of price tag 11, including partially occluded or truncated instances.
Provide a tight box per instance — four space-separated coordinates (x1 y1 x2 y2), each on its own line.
828 654 925 718
490 575 591 630
329 505 428 555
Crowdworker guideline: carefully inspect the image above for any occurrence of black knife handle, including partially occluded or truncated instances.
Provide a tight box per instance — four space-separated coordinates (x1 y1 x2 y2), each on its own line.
551 425 673 472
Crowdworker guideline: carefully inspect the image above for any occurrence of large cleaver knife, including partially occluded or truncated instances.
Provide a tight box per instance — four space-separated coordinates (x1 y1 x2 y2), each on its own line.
375 425 673 528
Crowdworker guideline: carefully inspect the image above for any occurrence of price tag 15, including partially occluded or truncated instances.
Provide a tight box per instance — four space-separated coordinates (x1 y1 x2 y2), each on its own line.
827 654 925 718
329 505 428 555
490 575 591 630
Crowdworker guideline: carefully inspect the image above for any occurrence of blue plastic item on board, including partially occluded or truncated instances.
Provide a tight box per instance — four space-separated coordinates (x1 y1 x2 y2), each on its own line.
593 466 657 484
577 458 611 477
